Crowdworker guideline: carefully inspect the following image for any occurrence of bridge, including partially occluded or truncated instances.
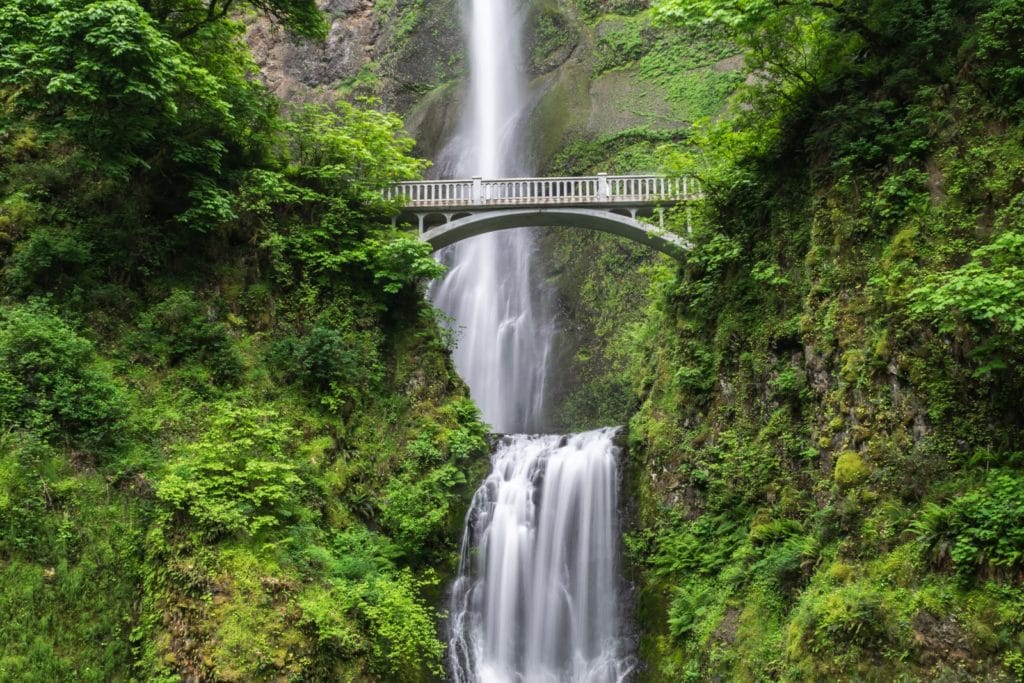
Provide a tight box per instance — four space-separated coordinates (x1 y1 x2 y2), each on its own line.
385 173 701 258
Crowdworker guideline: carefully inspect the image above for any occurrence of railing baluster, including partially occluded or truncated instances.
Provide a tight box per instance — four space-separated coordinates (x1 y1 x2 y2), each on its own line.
387 174 701 210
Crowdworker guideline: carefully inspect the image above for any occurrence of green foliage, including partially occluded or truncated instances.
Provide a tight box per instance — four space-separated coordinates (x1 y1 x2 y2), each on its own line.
788 581 895 658
0 303 125 451
358 570 446 680
0 433 144 681
268 310 385 412
594 16 652 73
2 228 93 296
0 0 468 679
573 0 647 21
591 11 741 120
915 471 1024 579
132 290 243 385
652 514 746 577
976 0 1024 112
625 0 1024 679
667 579 718 642
0 0 206 171
156 405 303 538
530 8 574 72
911 229 1024 376
262 103 442 298
380 464 466 560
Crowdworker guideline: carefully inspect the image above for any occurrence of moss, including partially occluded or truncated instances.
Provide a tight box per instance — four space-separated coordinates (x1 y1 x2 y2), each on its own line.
835 451 870 489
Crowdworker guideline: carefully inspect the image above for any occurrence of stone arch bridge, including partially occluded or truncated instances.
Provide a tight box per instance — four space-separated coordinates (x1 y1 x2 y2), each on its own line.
386 173 701 258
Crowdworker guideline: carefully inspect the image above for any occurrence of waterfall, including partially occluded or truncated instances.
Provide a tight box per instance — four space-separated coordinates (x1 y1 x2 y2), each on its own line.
429 0 552 435
434 1 631 680
448 430 631 683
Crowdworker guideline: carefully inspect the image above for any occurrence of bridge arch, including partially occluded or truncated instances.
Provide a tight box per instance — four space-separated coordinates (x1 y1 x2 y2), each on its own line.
419 208 691 259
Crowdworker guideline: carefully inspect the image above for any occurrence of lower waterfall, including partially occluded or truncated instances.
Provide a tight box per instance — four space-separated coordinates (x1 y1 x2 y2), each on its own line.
448 429 633 683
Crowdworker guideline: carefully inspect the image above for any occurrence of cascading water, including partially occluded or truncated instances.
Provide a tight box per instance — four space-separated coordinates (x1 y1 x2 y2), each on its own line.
433 1 632 681
448 430 631 683
429 0 552 434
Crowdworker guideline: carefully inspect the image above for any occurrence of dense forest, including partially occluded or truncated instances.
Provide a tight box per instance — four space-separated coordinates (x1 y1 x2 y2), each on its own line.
1 0 1023 680
0 0 487 678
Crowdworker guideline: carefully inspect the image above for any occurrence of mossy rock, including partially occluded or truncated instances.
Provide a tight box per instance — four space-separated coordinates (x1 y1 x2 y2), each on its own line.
835 450 870 489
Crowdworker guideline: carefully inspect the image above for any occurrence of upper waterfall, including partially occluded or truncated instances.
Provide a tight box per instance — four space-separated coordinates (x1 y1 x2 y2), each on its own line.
429 0 554 434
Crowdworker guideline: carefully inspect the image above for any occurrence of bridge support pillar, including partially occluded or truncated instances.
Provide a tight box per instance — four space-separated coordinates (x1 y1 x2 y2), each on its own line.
472 176 482 202
598 172 609 200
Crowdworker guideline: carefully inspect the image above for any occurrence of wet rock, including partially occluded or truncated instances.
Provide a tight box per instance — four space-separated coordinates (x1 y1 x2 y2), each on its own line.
803 344 831 394
912 611 972 666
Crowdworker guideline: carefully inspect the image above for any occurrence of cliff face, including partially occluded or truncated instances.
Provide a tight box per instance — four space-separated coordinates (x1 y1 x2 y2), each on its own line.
243 0 466 157
242 0 741 168
244 0 381 104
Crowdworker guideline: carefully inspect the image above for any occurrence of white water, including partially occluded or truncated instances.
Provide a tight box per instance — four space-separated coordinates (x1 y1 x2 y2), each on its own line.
429 0 552 434
434 0 631 680
448 430 631 683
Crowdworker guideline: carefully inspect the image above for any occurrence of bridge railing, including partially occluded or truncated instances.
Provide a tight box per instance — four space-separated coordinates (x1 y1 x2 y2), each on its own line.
385 174 702 209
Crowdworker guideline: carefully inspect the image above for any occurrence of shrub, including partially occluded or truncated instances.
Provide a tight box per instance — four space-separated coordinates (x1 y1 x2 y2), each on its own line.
909 502 955 569
156 405 303 538
133 290 242 385
359 571 445 681
788 582 895 661
912 472 1024 579
0 303 125 451
268 313 385 412
947 471 1024 578
910 230 1024 377
977 0 1024 112
3 228 93 296
0 435 56 560
379 465 465 559
667 579 718 642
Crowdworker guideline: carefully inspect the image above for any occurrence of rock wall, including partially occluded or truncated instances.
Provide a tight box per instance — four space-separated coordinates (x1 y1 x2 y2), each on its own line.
243 0 466 157
244 0 381 103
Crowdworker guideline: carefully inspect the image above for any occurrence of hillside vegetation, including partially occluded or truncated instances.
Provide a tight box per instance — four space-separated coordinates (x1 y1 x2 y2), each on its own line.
0 0 486 679
620 0 1024 679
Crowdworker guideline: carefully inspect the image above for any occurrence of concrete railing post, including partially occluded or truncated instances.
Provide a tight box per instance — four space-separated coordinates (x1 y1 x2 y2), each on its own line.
598 172 609 201
472 176 482 204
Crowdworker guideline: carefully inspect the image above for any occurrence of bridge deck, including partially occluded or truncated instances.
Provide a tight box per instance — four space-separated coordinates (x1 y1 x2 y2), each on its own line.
385 173 701 211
